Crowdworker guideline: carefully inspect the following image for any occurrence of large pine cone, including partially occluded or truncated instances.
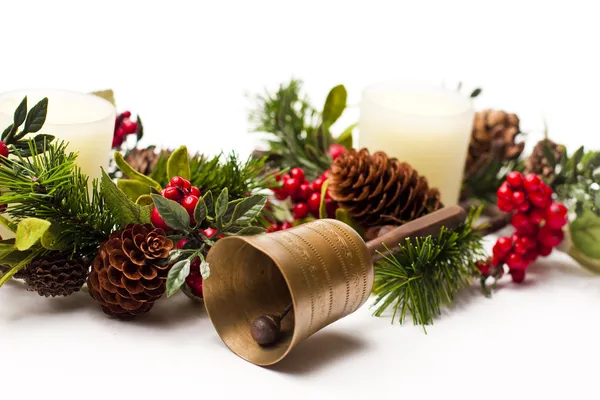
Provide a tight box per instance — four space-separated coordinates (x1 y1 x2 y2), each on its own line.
465 109 524 179
525 139 566 181
124 146 172 177
18 253 88 297
329 148 443 227
87 224 173 319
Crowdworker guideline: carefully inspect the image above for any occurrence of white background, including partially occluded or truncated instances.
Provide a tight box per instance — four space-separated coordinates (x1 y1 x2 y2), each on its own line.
1 1 599 399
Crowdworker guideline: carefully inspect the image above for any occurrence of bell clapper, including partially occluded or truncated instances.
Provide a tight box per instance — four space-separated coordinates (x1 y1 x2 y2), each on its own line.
250 303 293 346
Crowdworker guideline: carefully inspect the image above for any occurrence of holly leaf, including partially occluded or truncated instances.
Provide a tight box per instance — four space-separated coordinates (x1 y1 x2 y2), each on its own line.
200 261 210 280
166 259 190 297
117 179 152 202
570 210 600 259
13 96 27 128
322 85 347 126
101 169 149 227
136 194 154 206
215 188 229 220
136 116 144 142
22 97 48 135
230 195 266 226
203 191 214 218
0 240 16 260
1 124 14 141
114 152 162 191
234 226 266 236
335 208 364 237
15 218 51 251
167 145 191 181
570 146 585 178
336 123 357 150
41 223 67 251
194 197 208 227
151 194 191 232
470 88 482 98
319 179 330 219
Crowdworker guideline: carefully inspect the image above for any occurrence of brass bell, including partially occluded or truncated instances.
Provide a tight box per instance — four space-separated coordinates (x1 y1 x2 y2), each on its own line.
203 206 465 366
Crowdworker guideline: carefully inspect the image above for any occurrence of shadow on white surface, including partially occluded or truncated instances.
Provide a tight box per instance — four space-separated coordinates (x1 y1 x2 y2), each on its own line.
270 331 368 375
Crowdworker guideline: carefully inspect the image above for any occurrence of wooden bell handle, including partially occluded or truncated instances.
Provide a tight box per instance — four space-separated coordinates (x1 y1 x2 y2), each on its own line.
365 206 467 261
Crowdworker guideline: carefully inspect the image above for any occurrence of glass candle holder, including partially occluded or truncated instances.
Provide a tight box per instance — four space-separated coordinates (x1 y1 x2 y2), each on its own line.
359 82 474 205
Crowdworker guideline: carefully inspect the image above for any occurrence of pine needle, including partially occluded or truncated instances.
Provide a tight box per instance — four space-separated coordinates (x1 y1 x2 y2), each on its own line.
372 208 486 331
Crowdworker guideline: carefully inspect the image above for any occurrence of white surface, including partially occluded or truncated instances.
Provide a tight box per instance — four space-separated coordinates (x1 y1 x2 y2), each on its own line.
1 1 600 399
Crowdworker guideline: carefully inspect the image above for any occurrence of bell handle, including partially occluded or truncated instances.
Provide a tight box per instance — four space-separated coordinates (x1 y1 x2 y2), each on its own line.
365 205 467 261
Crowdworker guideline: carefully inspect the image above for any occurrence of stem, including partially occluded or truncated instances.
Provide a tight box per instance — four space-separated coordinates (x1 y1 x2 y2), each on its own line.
0 252 36 287
279 303 293 320
475 212 512 236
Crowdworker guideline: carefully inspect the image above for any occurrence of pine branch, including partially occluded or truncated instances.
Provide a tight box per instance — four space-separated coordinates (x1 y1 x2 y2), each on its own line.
462 159 525 204
372 208 486 330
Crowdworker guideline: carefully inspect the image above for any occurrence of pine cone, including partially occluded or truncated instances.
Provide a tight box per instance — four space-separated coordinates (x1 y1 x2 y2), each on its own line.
329 149 443 227
465 109 524 179
525 139 566 180
87 224 173 319
19 253 89 297
124 146 172 177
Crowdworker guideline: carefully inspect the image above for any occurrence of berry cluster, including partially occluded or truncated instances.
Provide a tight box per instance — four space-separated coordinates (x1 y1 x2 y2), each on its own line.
151 176 202 230
490 172 568 282
175 235 214 300
269 167 338 232
112 111 139 148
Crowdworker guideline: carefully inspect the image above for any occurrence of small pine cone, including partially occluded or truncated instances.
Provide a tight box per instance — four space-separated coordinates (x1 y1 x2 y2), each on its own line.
465 109 524 179
87 224 173 319
525 139 566 180
329 148 443 227
20 253 89 297
124 146 172 177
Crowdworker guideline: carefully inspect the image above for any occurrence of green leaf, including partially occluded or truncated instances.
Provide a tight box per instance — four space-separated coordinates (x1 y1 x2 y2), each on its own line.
117 179 152 202
167 145 191 181
166 259 190 297
203 191 214 217
136 194 154 206
15 218 51 251
136 116 144 142
319 179 330 219
568 246 600 274
13 97 27 128
292 216 316 226
235 226 266 236
215 188 229 219
194 197 208 227
22 97 48 134
470 88 482 98
41 223 67 250
0 215 16 233
571 146 585 178
336 123 357 150
152 194 191 232
0 240 16 260
0 252 36 287
114 152 162 191
542 141 557 167
1 124 14 141
322 85 347 126
570 210 600 259
200 260 210 280
101 169 148 227
335 208 364 237
230 195 267 226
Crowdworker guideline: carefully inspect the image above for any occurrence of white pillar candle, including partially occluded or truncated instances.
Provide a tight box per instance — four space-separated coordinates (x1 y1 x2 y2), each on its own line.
0 89 115 239
359 82 474 205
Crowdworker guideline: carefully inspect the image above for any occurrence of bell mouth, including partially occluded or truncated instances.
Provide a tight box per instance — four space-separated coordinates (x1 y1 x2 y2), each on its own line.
204 237 295 366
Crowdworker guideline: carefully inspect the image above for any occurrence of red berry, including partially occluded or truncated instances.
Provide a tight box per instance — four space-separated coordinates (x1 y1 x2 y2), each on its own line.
529 208 546 226
477 261 491 276
266 223 281 233
546 203 568 229
0 204 6 213
506 171 523 189
491 253 504 267
176 239 189 249
290 168 305 182
161 186 184 202
283 177 300 195
182 179 192 191
121 119 138 134
540 183 553 198
321 170 331 180
0 141 8 158
281 221 293 230
495 236 513 254
308 192 321 213
509 269 526 283
311 177 325 192
538 226 564 248
514 236 536 256
274 173 282 182
511 212 531 230
523 249 539 263
189 186 201 197
497 198 515 212
151 207 170 230
202 227 217 238
328 144 347 160
185 274 203 298
506 252 529 270
515 200 529 212
529 191 551 209
325 198 337 218
546 214 568 230
538 244 553 257
170 176 185 189
293 202 309 219
295 183 312 201
497 182 514 201
273 188 289 200
523 174 541 193
512 191 526 205
182 195 199 216
547 203 568 218
515 224 539 237
121 111 132 119
190 257 201 272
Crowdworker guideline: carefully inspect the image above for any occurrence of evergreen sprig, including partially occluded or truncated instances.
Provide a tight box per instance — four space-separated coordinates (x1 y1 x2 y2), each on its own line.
372 208 485 330
462 159 525 204
0 140 117 257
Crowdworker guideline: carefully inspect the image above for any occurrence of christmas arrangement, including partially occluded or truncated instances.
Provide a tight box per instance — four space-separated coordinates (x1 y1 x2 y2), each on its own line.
0 79 598 341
